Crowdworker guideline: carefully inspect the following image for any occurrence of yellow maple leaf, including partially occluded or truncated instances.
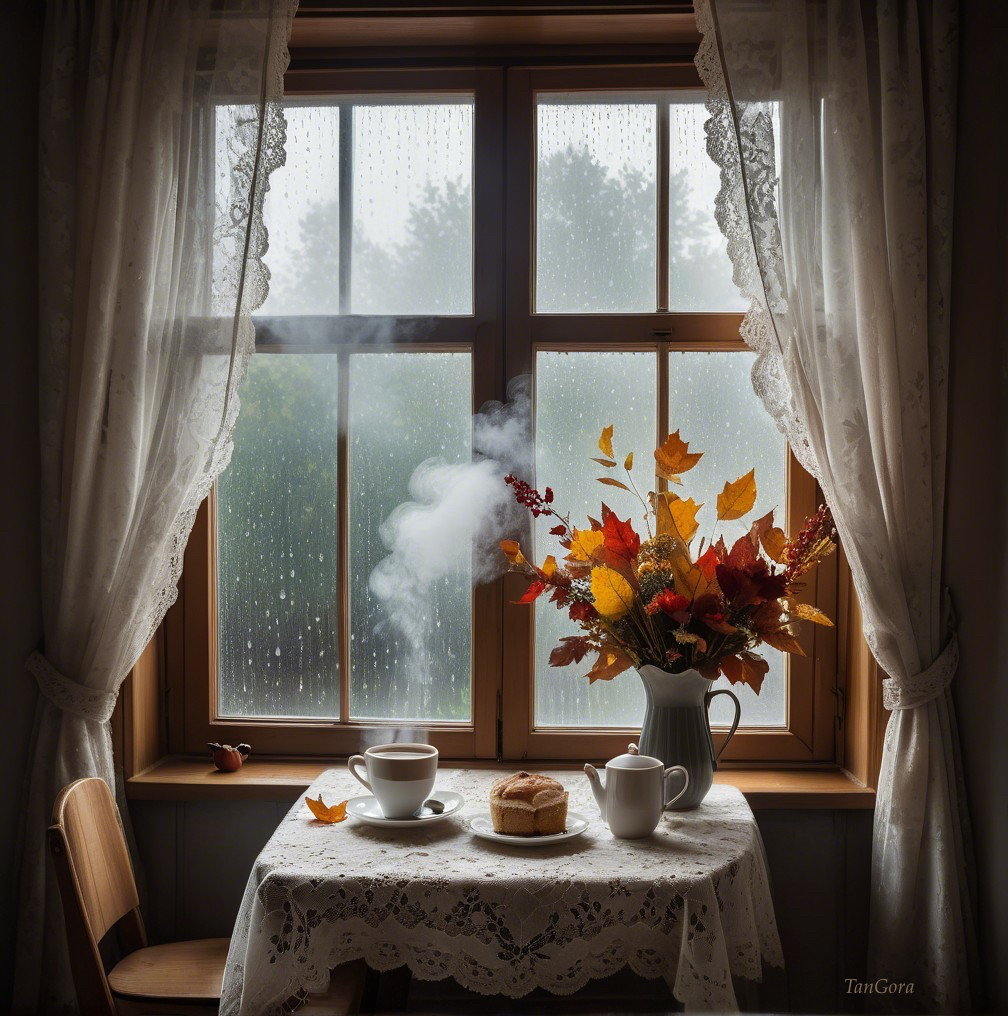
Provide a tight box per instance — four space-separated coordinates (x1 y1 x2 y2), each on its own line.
653 492 703 545
305 795 348 823
760 525 787 563
716 468 757 521
760 627 806 656
586 647 633 683
654 430 703 481
590 566 635 621
541 555 558 578
567 528 604 562
598 424 615 459
783 599 834 627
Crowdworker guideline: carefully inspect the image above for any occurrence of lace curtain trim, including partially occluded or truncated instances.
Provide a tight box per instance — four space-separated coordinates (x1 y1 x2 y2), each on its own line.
115 0 297 689
692 0 822 487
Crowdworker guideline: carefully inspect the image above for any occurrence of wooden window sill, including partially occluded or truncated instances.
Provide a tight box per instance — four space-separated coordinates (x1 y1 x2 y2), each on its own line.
125 756 875 810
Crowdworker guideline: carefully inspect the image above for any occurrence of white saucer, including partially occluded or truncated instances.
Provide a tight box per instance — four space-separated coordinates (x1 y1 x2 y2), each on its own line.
468 811 590 846
346 791 465 828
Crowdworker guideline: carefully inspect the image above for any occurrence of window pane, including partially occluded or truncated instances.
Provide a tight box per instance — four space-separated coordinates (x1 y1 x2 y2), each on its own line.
217 354 341 718
667 99 747 311
668 350 788 726
256 97 474 317
534 351 655 727
258 105 342 316
352 101 473 315
348 352 473 721
536 95 657 313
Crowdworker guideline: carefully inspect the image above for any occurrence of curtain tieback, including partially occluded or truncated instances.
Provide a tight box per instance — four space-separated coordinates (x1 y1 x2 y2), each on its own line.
25 650 117 723
882 632 959 711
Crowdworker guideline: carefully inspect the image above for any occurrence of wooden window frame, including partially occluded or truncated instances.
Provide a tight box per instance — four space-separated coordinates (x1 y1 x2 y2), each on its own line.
165 58 840 766
500 64 838 763
169 67 504 759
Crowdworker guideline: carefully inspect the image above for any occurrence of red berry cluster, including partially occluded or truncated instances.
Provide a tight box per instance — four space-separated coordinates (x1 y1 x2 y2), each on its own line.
784 503 838 578
504 474 554 517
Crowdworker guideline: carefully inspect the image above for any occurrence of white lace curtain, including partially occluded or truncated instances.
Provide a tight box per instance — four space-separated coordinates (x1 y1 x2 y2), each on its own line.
14 1 295 1010
693 0 977 1009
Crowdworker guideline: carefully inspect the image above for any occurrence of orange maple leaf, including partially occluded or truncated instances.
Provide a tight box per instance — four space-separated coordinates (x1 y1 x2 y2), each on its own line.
654 430 703 481
305 795 348 823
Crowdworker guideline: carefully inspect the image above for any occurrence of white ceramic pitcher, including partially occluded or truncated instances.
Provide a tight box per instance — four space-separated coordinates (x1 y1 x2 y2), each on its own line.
583 752 689 839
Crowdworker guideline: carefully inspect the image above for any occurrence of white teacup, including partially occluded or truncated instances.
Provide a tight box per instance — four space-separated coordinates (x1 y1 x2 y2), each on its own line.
348 743 438 819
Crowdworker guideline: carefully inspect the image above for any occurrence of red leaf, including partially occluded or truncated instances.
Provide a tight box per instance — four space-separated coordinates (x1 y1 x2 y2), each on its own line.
727 533 758 570
550 524 567 536
601 510 641 562
719 655 745 686
569 601 597 623
549 635 593 667
740 652 770 694
696 545 720 581
515 580 547 604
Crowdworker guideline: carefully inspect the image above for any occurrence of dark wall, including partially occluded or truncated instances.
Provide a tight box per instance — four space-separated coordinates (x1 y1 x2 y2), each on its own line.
0 1 43 1011
945 2 1008 1011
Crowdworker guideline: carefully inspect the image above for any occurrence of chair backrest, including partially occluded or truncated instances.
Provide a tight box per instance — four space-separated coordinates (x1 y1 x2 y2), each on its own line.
49 777 147 1015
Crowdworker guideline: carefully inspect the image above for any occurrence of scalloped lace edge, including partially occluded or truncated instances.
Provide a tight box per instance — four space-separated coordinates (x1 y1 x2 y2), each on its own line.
692 0 822 486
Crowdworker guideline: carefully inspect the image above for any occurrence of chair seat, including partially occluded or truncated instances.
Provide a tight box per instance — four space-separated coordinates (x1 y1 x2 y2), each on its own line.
108 937 230 1003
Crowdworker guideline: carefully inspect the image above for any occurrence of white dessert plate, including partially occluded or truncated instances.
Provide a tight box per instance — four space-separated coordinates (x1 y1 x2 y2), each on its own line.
346 791 465 828
468 811 590 846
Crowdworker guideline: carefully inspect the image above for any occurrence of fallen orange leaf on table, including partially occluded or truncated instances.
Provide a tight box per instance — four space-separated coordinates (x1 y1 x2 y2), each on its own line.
305 795 348 823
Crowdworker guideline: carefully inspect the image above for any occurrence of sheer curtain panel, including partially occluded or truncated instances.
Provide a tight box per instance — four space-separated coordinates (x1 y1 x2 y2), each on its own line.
15 1 296 1010
693 0 977 1010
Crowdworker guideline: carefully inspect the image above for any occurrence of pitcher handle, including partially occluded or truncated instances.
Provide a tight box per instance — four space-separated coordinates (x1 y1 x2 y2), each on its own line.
704 688 742 769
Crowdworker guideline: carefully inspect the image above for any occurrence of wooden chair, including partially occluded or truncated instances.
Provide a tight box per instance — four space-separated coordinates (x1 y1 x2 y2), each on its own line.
49 777 365 1015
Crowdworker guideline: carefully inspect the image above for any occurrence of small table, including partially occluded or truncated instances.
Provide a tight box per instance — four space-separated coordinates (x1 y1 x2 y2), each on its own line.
220 768 783 1015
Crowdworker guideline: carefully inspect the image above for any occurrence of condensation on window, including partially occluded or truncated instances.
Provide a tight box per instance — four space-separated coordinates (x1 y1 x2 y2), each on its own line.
254 99 474 317
669 350 788 726
533 350 655 727
217 354 341 719
351 103 473 315
531 350 789 730
667 99 749 312
348 351 473 722
257 104 342 316
535 96 657 313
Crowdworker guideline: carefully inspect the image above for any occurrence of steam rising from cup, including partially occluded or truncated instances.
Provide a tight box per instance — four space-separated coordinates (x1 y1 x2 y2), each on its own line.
369 376 532 684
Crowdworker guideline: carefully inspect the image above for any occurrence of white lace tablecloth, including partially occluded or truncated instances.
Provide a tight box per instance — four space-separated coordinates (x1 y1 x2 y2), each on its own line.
220 769 783 1015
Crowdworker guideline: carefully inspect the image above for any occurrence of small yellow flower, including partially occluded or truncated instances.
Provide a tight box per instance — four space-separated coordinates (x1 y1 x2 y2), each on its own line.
590 566 635 621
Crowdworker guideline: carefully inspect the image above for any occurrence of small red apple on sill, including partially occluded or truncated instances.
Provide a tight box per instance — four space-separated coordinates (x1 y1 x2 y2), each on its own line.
208 742 251 772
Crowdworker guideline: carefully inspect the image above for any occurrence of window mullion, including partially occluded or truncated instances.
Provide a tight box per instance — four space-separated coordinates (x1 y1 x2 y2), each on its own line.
338 101 354 315
337 347 351 724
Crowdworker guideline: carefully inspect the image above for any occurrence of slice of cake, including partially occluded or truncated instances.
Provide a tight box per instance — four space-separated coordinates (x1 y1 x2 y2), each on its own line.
489 772 568 836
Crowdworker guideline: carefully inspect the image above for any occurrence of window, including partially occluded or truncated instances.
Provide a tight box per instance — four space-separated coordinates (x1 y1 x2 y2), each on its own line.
171 63 837 764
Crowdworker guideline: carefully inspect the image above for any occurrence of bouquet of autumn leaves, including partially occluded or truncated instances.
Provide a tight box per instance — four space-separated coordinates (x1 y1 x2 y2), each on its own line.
500 425 838 694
